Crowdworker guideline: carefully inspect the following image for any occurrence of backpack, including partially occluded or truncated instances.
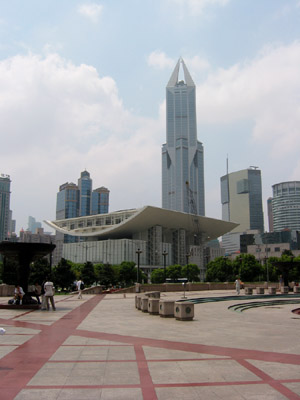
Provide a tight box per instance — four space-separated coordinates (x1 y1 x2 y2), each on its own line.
80 282 85 290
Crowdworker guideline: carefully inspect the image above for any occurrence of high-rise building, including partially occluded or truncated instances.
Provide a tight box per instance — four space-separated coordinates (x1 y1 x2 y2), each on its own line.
162 58 205 215
78 170 92 217
92 186 110 215
272 181 300 231
56 182 79 221
220 167 264 254
0 174 11 242
28 216 42 233
267 197 273 232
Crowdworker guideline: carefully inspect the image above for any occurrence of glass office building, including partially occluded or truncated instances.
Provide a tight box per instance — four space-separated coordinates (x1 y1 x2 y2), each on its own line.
78 170 92 217
272 181 300 231
0 174 11 242
162 58 205 215
92 186 109 215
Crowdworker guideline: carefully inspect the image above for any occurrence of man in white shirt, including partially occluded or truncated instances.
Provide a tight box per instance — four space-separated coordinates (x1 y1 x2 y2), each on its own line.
14 285 25 305
77 279 84 299
44 279 56 311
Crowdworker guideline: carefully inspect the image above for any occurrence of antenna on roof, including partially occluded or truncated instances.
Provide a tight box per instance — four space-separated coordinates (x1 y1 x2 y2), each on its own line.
249 166 259 170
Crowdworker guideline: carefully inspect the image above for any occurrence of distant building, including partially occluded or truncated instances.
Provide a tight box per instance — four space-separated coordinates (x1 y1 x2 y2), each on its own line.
78 170 92 217
272 181 300 231
162 58 205 216
220 167 264 254
0 174 11 242
28 216 42 233
92 187 109 215
267 197 273 232
55 172 109 263
240 230 300 260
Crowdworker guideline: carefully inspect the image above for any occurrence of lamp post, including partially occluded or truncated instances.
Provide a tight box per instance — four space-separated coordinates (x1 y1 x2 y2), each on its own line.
263 256 269 286
186 252 191 266
136 248 142 283
162 250 168 282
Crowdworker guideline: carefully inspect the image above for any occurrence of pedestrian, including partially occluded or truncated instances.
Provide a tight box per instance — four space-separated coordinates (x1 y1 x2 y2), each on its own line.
77 278 84 299
34 282 42 304
235 276 241 295
44 278 56 311
13 285 25 305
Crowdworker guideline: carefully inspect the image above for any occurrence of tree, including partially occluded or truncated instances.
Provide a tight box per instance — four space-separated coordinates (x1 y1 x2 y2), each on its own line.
151 268 165 284
52 258 76 291
166 264 182 281
95 263 118 287
182 264 200 282
205 257 234 282
119 261 137 286
233 254 263 282
29 258 50 285
1 257 18 285
81 261 96 286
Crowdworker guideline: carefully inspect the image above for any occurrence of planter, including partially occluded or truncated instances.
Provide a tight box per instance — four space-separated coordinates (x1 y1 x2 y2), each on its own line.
268 287 276 295
281 286 289 294
141 296 149 312
159 300 175 318
245 288 253 295
174 301 194 321
293 286 300 293
148 298 159 314
256 287 264 295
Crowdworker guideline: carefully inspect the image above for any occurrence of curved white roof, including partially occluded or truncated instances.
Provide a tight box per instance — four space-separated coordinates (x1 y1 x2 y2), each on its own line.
45 206 238 241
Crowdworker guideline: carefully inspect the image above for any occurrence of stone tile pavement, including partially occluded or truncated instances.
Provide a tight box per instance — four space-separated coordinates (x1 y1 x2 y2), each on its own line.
0 290 299 399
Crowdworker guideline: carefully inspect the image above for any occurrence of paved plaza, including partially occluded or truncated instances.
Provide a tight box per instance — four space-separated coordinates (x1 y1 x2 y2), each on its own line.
0 290 300 399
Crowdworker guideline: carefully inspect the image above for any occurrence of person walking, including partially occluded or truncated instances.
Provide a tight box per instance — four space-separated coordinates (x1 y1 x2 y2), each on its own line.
44 278 56 311
235 276 241 295
77 278 84 299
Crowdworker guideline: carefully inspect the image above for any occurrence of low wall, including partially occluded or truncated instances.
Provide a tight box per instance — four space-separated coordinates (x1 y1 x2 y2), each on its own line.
118 282 236 294
0 284 15 297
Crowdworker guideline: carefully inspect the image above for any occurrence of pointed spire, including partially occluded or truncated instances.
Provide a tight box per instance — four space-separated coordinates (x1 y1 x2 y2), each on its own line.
167 58 195 88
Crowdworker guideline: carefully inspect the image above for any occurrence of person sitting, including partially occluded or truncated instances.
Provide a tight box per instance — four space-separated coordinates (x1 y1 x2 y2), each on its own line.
14 285 25 305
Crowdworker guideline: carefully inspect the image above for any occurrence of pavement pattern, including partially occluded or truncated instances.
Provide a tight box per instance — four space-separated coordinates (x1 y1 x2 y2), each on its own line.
0 290 300 399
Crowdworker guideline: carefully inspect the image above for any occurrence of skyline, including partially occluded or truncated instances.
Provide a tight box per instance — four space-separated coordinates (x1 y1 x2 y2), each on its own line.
2 0 300 232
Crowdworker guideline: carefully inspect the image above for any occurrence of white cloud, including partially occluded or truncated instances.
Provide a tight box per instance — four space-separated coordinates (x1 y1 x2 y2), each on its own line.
196 41 300 159
147 51 174 70
167 0 230 16
1 53 163 231
77 3 103 23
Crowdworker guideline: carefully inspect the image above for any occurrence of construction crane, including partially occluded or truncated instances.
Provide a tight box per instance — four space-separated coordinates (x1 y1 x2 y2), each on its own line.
185 181 201 245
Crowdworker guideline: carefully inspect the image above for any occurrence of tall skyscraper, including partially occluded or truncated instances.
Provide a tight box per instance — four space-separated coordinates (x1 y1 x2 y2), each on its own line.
221 167 264 232
92 186 110 215
272 181 300 231
220 167 264 254
0 174 11 242
78 170 92 217
28 216 42 233
162 58 205 215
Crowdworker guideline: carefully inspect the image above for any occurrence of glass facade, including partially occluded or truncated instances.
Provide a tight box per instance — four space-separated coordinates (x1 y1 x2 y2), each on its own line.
78 170 92 217
272 181 300 231
162 58 205 216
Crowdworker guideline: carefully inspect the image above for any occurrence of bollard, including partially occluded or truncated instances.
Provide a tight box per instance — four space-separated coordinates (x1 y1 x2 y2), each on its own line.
159 300 175 318
256 287 264 295
141 296 149 312
280 286 289 294
268 287 276 295
148 298 159 315
174 301 194 321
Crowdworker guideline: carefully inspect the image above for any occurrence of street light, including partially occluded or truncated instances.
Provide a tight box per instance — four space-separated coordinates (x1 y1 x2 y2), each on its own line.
136 248 142 283
186 252 191 266
162 250 168 282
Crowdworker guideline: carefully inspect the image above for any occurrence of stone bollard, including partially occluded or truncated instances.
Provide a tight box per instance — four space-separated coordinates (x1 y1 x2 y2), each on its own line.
174 301 194 321
136 295 143 310
268 287 276 295
141 296 149 312
245 288 253 295
293 286 300 293
148 298 159 315
159 300 175 318
281 286 289 294
256 287 264 295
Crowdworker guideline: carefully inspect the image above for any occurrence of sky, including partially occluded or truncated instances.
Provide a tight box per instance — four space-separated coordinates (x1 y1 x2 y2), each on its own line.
2 0 300 233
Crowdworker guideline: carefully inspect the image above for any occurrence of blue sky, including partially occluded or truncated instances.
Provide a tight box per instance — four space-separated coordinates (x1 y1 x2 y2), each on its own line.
2 0 300 232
